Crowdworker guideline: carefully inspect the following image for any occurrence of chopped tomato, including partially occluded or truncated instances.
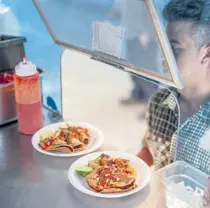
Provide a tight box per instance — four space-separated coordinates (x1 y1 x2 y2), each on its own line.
41 145 47 150
0 71 14 85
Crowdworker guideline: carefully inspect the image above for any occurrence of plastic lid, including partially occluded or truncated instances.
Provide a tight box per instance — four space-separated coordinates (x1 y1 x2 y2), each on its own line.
15 61 37 77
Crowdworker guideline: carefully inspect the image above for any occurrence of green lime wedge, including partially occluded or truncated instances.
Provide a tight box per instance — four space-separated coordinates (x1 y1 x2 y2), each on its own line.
76 167 93 177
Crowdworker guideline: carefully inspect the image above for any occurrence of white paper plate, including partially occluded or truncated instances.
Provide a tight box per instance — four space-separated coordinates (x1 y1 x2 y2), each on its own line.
32 121 104 157
68 151 151 198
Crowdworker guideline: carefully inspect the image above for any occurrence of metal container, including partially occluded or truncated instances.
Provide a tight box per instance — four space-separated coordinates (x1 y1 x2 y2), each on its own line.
0 35 26 71
0 69 44 126
0 82 16 125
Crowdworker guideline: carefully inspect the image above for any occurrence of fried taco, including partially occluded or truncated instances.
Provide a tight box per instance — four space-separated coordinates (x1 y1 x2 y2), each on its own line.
38 124 91 154
86 157 137 193
88 154 110 169
39 138 74 153
70 138 86 151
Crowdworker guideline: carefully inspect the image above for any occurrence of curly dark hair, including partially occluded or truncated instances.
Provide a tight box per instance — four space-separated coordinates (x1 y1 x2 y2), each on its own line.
163 0 210 48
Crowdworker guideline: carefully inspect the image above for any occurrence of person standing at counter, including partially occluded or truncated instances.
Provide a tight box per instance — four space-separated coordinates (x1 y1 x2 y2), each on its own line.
109 0 158 104
137 0 210 174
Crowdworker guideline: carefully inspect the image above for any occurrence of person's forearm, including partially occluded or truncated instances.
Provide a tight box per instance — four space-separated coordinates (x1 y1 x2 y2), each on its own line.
137 129 154 166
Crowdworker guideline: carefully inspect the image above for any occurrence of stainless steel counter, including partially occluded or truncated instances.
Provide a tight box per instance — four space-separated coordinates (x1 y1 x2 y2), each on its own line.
0 113 150 208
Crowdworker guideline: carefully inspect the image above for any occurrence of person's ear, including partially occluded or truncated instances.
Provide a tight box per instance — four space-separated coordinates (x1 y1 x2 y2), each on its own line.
200 45 210 66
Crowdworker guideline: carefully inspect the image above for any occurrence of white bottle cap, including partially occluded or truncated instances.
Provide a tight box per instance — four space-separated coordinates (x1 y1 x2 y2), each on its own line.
15 60 37 77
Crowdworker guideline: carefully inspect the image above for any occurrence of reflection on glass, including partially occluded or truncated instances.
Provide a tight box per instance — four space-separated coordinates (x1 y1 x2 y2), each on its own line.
162 0 210 175
33 0 182 85
137 0 210 180
111 0 161 72
61 49 159 154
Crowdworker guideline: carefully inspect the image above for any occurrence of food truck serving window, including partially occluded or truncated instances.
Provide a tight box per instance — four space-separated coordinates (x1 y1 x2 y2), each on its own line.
33 0 183 89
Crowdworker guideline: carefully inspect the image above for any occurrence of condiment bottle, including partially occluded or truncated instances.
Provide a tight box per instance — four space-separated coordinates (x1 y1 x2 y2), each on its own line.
14 59 43 135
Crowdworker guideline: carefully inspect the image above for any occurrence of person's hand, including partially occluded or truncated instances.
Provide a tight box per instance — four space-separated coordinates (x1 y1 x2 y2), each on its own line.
139 33 150 48
202 190 210 207
202 177 210 207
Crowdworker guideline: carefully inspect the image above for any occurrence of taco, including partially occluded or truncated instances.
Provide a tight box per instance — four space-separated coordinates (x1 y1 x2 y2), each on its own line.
38 124 91 154
88 154 110 169
39 139 74 153
86 157 137 193
70 138 86 151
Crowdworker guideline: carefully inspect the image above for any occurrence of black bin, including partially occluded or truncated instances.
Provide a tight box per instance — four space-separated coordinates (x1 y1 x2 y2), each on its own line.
0 35 26 72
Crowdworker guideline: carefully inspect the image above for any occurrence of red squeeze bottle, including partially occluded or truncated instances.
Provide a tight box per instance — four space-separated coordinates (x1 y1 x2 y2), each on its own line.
14 59 43 135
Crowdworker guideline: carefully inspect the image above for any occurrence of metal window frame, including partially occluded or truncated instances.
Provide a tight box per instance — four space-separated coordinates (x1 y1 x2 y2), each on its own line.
33 0 183 89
